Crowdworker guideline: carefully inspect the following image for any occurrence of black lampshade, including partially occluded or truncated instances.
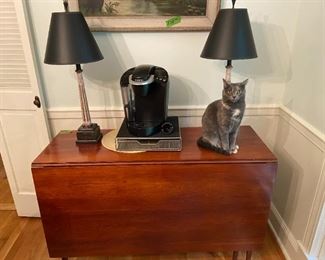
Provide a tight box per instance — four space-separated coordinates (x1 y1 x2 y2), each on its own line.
44 12 103 65
201 9 257 60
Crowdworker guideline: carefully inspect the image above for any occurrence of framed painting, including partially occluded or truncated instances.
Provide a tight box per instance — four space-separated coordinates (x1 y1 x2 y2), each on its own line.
68 0 221 32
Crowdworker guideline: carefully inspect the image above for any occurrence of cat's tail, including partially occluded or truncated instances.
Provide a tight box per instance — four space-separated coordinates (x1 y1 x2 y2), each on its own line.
197 137 230 155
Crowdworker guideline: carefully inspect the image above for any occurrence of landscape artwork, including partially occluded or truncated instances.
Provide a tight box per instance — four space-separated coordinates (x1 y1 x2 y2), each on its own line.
78 0 207 16
69 0 220 31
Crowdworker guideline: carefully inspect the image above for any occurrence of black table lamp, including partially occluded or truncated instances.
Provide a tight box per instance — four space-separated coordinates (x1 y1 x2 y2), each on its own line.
44 1 104 143
201 0 257 82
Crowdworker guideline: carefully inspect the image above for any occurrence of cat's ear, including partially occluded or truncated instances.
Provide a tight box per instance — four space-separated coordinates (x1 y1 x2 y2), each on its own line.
223 78 231 88
240 79 249 88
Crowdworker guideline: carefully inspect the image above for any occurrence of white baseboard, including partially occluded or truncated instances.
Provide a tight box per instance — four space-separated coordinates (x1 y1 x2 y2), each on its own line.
268 220 292 260
269 204 306 260
14 192 40 217
269 204 321 260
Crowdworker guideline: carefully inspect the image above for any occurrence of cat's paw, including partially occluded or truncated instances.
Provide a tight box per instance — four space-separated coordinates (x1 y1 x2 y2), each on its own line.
220 149 231 155
230 148 238 154
230 145 239 154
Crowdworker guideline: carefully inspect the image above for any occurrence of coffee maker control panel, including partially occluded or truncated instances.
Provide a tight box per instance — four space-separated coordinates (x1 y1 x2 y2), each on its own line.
154 67 168 83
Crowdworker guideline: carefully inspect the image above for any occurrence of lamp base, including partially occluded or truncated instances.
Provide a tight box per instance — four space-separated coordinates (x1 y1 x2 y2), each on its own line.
76 123 102 144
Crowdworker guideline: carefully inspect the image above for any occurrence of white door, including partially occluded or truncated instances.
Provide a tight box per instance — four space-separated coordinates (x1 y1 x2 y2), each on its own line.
0 0 50 216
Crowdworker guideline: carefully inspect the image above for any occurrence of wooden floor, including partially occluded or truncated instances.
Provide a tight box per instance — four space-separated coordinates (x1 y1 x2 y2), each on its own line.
0 158 285 260
0 157 15 211
0 211 285 260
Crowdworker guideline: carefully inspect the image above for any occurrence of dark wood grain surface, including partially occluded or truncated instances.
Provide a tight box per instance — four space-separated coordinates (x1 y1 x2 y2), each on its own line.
32 127 277 258
32 126 276 167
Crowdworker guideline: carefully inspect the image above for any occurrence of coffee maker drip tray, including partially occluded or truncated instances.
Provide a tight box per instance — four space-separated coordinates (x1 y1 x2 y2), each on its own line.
116 116 182 152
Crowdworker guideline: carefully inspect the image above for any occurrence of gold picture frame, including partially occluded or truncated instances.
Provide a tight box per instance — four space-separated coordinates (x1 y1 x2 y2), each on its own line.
68 0 220 32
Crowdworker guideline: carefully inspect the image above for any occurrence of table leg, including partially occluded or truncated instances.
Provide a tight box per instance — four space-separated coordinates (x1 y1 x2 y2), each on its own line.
232 251 239 260
246 251 252 260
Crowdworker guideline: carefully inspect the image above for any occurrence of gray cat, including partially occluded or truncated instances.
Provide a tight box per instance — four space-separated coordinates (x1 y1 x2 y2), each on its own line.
197 78 248 155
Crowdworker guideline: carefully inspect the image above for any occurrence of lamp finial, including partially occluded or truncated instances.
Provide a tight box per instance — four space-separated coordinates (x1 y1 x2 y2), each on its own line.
63 0 69 12
232 0 237 8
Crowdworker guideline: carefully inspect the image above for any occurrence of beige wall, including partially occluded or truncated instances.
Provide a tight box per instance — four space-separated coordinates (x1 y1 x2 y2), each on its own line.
27 0 296 109
27 0 324 134
281 0 325 135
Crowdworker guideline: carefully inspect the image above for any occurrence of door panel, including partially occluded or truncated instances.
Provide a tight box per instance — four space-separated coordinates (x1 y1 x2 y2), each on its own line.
0 91 34 110
0 0 50 216
1 112 45 192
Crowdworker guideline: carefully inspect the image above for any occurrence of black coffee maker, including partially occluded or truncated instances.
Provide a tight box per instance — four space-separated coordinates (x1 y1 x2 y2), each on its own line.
120 64 169 137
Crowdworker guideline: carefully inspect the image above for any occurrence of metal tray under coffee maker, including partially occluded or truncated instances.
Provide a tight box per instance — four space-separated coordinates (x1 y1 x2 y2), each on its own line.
116 116 182 152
